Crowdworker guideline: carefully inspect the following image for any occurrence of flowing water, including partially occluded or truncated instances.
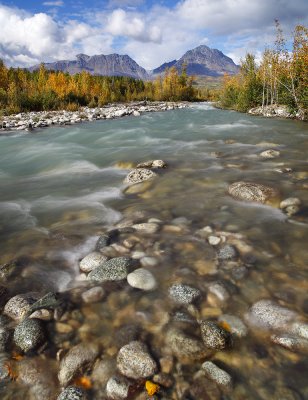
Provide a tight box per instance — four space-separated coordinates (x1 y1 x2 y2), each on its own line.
0 103 307 399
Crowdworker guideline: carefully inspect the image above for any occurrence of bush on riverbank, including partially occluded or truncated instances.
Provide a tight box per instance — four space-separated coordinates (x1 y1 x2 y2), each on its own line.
0 63 200 115
218 23 308 119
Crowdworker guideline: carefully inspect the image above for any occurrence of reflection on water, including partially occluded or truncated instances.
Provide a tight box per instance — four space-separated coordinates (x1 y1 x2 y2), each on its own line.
0 103 307 399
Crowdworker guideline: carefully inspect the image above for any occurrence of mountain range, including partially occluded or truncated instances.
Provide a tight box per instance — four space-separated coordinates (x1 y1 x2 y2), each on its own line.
30 45 239 80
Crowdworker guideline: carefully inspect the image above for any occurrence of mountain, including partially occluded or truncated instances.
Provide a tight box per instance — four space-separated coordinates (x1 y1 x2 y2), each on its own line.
30 53 149 80
153 45 239 77
152 60 177 75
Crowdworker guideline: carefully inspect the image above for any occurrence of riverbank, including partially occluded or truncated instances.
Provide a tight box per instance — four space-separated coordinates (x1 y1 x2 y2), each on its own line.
0 101 188 133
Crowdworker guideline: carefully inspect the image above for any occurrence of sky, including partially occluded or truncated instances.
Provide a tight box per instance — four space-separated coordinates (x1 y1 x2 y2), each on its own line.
0 0 307 70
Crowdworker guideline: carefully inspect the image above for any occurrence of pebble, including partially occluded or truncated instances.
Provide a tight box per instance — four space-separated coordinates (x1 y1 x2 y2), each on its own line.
208 236 221 246
200 321 232 350
246 299 297 331
131 251 146 259
132 223 160 234
117 341 157 379
260 149 280 158
168 284 201 304
217 245 238 261
140 257 158 267
228 181 278 204
127 268 157 290
201 361 233 390
106 375 133 399
136 160 167 169
271 334 308 352
29 309 53 321
88 257 134 283
79 252 108 273
124 169 157 185
4 293 39 321
165 327 210 362
58 342 99 386
0 315 11 352
82 286 105 303
218 314 248 337
14 318 45 352
207 282 230 305
96 231 118 250
57 386 87 400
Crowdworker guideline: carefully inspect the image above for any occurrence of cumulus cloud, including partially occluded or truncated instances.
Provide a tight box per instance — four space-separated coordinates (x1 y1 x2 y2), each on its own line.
106 9 162 43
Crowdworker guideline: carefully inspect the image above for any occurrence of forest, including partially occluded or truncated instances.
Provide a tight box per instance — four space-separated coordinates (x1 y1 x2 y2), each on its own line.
0 63 200 115
219 23 308 119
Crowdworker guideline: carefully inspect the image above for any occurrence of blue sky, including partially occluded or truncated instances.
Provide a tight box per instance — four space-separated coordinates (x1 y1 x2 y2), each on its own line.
0 0 306 69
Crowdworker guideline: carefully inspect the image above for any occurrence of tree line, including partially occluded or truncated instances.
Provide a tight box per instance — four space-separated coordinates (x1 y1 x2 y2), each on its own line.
219 23 307 119
0 63 201 115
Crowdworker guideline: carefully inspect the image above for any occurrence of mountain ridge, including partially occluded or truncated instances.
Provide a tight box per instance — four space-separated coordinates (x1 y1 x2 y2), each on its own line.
29 45 239 79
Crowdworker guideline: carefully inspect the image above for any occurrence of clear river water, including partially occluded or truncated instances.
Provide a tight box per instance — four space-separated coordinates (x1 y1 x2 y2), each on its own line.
0 103 307 399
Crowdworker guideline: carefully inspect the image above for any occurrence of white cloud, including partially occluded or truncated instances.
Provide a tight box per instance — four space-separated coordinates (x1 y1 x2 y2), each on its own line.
106 9 162 43
43 1 64 6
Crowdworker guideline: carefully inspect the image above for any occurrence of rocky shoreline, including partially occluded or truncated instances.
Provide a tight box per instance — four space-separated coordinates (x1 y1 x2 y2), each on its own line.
0 101 188 133
248 104 306 121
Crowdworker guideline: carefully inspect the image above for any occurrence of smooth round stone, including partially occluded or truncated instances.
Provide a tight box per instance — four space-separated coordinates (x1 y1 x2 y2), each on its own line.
14 318 45 352
106 375 133 400
228 181 278 204
279 197 301 209
79 252 108 273
4 293 39 321
81 286 105 303
58 343 99 386
260 149 280 158
208 236 221 246
169 284 201 305
88 257 133 283
165 328 210 362
200 321 231 350
117 341 157 379
124 168 157 185
131 251 146 259
140 256 158 267
127 268 157 291
218 314 248 337
217 245 238 261
246 300 297 331
202 361 233 390
132 223 159 234
271 334 308 352
207 283 230 304
57 386 87 400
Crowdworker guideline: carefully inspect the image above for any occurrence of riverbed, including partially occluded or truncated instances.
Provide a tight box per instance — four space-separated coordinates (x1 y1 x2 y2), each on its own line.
0 103 307 399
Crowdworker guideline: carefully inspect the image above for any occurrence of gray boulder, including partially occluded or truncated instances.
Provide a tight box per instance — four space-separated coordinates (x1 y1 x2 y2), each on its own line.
14 318 45 352
124 168 157 185
88 257 134 283
4 293 40 321
228 181 278 204
58 342 99 386
117 341 157 379
168 284 201 304
200 321 231 350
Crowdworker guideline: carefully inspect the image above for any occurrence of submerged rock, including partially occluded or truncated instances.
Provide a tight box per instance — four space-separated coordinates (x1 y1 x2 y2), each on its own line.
260 149 280 158
81 286 105 303
57 386 87 400
218 314 248 338
228 181 278 204
4 293 40 321
58 342 99 386
14 318 45 352
216 245 238 261
95 231 118 250
127 268 157 290
80 252 108 273
165 327 209 362
200 321 231 350
117 341 157 379
132 222 159 233
271 334 308 353
88 257 134 283
136 160 167 169
246 300 297 331
0 315 12 351
124 168 157 185
168 284 201 305
279 198 301 216
201 361 233 390
106 375 133 400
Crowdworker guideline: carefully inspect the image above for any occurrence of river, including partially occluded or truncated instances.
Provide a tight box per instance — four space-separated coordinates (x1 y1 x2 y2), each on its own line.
0 103 307 399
